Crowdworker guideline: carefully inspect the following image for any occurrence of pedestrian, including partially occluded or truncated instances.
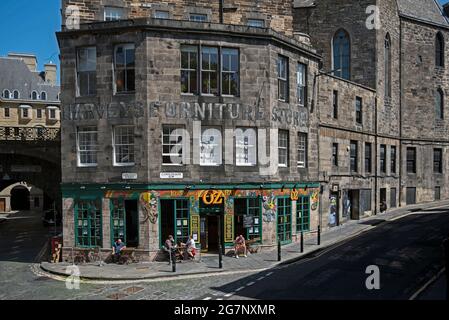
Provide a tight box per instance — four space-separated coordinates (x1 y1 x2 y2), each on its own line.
234 234 247 259
112 238 126 263
184 235 196 260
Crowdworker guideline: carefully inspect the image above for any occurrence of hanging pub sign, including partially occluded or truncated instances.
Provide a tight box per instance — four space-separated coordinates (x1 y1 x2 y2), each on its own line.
201 190 225 205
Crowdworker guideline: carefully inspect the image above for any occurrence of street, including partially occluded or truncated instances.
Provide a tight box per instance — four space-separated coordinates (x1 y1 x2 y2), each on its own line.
0 206 448 300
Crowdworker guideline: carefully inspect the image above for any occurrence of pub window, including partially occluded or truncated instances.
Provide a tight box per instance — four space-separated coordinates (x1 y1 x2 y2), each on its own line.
201 47 219 95
350 141 358 172
200 127 222 166
113 126 135 166
365 142 372 174
406 147 416 174
435 89 444 120
104 6 124 21
111 199 126 244
114 44 135 93
391 146 397 174
234 198 262 242
162 125 185 166
297 132 307 168
297 63 307 106
332 143 339 166
77 126 98 167
189 13 207 22
160 199 190 246
221 48 239 96
181 45 198 94
332 29 350 80
355 97 363 125
296 196 310 232
278 130 289 167
333 90 338 119
235 128 257 166
277 55 289 102
77 47 97 96
75 199 102 247
436 32 445 67
434 148 443 173
277 198 292 244
247 19 265 28
380 144 386 173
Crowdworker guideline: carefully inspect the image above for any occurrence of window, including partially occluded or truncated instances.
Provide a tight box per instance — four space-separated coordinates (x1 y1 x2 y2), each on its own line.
277 55 289 102
37 109 42 119
365 143 372 174
200 128 222 166
297 63 306 106
47 108 57 120
247 19 265 27
234 198 262 241
435 89 444 120
355 97 362 124
41 92 47 100
77 47 97 96
13 90 19 99
75 199 102 247
333 29 350 80
436 32 444 67
181 45 198 94
113 126 135 166
189 13 207 22
296 196 310 232
104 6 124 21
221 48 239 96
114 44 135 93
277 198 292 244
77 127 98 166
162 125 185 166
391 146 397 174
3 89 10 99
333 90 338 119
406 147 416 174
111 199 126 244
174 199 190 244
297 133 307 168
20 105 31 119
278 130 289 167
380 144 386 174
385 34 392 98
332 143 339 166
4 107 10 118
350 141 358 172
434 148 443 173
235 128 257 166
154 10 169 19
201 47 219 95
31 91 38 100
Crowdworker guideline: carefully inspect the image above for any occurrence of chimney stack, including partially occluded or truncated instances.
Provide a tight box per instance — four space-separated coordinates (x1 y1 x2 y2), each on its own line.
44 63 57 85
8 53 37 72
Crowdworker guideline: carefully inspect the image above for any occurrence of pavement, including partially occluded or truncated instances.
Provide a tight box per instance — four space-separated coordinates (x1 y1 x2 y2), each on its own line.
40 199 449 282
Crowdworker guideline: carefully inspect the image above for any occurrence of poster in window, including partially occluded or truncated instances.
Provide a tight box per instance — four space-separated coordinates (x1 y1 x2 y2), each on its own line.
78 220 83 226
177 230 182 236
183 219 188 226
254 217 259 225
177 220 182 227
254 228 259 234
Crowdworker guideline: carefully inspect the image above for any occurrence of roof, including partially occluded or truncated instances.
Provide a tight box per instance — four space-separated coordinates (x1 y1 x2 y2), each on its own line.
0 57 60 102
396 0 449 27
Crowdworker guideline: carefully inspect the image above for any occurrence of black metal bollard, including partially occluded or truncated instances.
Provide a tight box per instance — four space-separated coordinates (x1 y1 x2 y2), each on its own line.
317 225 321 246
300 231 304 253
278 240 281 261
172 250 177 273
219 244 223 269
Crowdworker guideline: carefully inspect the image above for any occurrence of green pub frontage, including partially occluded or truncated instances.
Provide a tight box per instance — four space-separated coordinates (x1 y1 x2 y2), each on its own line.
61 183 321 262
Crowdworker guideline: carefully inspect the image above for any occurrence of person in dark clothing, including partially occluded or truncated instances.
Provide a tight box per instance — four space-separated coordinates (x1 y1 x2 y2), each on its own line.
112 239 127 263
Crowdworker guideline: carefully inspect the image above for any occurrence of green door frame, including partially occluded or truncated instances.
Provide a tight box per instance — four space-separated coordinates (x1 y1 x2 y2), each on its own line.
158 198 190 247
74 197 103 248
276 196 292 245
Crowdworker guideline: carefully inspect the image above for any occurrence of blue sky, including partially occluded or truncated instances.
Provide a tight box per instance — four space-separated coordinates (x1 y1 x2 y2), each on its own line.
0 0 61 81
0 0 448 85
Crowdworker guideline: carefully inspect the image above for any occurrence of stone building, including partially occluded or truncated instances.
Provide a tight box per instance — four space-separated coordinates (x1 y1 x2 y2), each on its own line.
58 0 449 261
0 54 61 213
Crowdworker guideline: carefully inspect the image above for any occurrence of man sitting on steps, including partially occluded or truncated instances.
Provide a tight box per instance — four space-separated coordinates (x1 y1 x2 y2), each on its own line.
234 234 247 259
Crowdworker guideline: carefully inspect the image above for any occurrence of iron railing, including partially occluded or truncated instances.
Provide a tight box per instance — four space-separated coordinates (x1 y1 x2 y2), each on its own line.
0 126 61 142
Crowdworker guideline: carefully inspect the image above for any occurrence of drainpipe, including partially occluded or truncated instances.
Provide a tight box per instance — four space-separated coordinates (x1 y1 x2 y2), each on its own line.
399 21 403 207
374 97 378 215
219 0 224 24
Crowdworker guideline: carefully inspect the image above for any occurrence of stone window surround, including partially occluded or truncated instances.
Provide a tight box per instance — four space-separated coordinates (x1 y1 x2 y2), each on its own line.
149 3 174 20
243 13 269 28
97 0 129 21
184 7 212 22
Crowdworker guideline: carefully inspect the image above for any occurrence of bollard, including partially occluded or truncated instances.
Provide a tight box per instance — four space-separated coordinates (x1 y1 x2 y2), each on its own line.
172 250 176 273
278 240 281 261
219 244 223 269
317 225 321 246
300 231 304 253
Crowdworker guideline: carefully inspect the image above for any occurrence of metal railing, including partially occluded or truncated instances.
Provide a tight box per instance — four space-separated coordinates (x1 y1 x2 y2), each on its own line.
0 126 60 142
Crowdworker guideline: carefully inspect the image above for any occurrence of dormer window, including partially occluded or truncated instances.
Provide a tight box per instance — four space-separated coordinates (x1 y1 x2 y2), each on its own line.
13 90 19 99
41 92 47 100
104 6 124 21
3 89 10 99
31 91 38 100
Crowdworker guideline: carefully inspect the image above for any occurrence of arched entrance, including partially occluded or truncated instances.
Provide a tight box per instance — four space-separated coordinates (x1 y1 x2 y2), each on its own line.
11 186 30 211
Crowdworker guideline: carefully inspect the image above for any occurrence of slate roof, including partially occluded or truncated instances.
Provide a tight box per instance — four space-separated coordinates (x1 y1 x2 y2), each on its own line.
0 57 60 102
396 0 449 27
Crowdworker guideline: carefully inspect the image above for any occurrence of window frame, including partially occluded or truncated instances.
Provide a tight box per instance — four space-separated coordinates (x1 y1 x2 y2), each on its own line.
76 46 97 97
114 43 136 94
297 132 307 168
75 199 102 248
296 196 310 232
278 130 289 168
350 141 358 173
435 88 444 120
436 32 445 68
200 46 219 96
113 126 135 167
4 107 10 118
200 127 222 167
104 6 125 21
3 89 10 99
181 45 199 95
154 10 169 19
365 142 372 174
332 143 339 167
31 91 38 100
332 90 338 119
77 126 99 167
235 128 257 167
277 55 289 102
355 97 363 125
247 19 265 28
162 125 186 166
277 197 292 245
13 90 19 99
297 63 307 107
221 47 240 97
380 144 387 174
406 147 417 174
391 146 397 174
40 92 47 101
332 29 351 80
189 13 207 22
433 148 443 174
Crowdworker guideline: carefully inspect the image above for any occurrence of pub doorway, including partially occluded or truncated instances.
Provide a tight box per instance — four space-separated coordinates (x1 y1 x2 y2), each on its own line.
199 200 224 254
348 190 360 220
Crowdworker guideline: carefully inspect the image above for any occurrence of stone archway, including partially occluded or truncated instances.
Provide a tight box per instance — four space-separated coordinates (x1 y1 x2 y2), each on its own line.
0 182 43 212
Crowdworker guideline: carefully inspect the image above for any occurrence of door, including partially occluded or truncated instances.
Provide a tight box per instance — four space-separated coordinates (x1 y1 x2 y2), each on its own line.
0 199 5 212
207 215 219 252
406 187 416 205
277 198 292 244
329 192 339 227
125 200 139 248
349 190 360 220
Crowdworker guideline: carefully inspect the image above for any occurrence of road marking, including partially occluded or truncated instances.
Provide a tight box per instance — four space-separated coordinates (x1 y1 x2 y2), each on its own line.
224 293 234 297
256 276 265 281
409 268 446 300
235 286 245 292
246 282 255 286
266 272 274 276
203 297 212 300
